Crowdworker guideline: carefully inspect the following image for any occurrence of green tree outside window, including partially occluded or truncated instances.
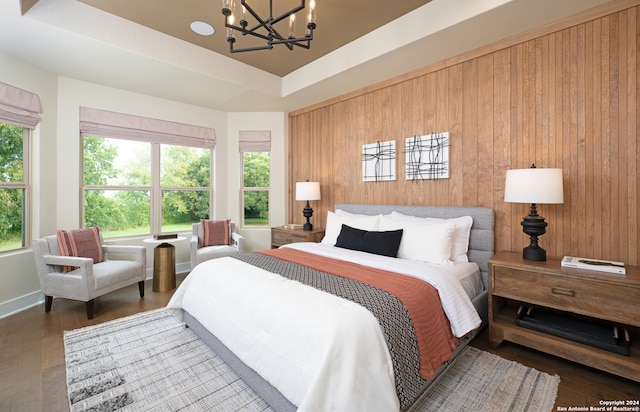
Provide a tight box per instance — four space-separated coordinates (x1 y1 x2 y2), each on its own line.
243 152 270 226
0 123 26 252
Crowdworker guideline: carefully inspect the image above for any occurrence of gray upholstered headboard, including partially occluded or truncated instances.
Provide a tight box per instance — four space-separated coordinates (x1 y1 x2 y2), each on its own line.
334 204 495 286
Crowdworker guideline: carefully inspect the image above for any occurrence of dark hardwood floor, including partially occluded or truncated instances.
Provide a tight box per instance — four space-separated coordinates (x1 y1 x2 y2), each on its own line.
472 330 640 408
1 274 637 411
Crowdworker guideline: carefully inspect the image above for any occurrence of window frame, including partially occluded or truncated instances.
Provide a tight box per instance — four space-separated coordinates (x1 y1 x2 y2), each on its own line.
241 151 271 228
0 124 30 252
239 130 272 228
81 135 214 237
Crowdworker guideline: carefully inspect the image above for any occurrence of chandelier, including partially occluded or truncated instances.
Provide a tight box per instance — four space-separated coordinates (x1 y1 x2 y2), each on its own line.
221 0 316 53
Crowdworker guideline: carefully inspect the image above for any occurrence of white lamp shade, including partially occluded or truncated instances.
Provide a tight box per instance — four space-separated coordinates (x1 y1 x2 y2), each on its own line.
504 168 564 204
295 181 321 201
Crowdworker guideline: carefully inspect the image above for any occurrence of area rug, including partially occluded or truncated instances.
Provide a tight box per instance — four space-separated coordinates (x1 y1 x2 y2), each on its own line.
409 345 560 412
64 308 560 412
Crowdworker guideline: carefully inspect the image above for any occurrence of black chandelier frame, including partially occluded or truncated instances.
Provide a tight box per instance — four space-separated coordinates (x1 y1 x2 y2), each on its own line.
222 0 316 53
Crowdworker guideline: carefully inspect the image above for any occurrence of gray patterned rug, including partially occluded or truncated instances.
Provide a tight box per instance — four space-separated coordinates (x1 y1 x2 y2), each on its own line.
64 308 559 412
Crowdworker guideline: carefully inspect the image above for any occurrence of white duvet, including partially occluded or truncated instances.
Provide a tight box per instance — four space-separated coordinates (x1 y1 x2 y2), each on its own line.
284 243 482 337
168 243 482 411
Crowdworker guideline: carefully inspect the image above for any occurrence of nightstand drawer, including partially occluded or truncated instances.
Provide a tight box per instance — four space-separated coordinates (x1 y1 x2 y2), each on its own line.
492 266 640 326
272 231 308 246
271 227 325 248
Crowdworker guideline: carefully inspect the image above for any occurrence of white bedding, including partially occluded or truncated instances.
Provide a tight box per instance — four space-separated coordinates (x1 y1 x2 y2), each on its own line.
168 243 482 411
283 242 482 337
286 242 484 298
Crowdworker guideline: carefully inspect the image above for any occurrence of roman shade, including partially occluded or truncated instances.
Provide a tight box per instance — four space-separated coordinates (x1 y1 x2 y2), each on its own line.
239 130 271 152
80 107 216 149
0 82 42 128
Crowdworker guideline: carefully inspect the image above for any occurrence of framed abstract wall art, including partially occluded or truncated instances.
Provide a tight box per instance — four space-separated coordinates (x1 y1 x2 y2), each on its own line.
405 132 449 180
362 140 396 182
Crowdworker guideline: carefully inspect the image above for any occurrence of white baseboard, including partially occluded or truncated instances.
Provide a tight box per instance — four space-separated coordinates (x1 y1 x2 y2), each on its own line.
0 290 44 319
177 262 192 275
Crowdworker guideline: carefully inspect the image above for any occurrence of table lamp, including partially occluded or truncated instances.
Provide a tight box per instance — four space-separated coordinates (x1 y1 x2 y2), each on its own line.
504 164 564 261
295 181 321 231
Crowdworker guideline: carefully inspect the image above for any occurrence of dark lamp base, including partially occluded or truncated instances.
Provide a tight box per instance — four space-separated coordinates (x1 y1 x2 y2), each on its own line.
523 245 546 261
521 203 548 261
302 202 314 231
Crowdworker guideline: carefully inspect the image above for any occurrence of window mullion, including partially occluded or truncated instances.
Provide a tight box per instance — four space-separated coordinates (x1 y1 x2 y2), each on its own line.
84 185 151 191
23 128 31 248
151 143 161 234
0 182 27 188
214 149 216 219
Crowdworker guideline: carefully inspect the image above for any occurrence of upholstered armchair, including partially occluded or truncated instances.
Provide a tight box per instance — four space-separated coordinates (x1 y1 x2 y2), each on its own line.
32 232 146 319
190 220 244 269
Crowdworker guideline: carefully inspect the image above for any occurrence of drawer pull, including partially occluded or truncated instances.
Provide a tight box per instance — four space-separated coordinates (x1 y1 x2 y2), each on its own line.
551 287 575 297
285 237 293 242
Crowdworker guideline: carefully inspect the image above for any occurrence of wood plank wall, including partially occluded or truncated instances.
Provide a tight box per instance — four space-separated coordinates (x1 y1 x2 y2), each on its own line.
288 1 640 265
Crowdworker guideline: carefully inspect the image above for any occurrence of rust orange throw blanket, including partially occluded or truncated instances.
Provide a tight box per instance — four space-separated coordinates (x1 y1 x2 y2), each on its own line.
259 248 460 379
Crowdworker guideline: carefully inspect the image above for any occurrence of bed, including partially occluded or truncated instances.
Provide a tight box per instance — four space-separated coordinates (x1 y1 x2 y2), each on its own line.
168 204 494 411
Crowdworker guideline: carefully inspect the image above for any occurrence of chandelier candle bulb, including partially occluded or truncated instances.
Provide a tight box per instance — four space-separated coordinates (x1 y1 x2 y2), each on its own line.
227 16 234 40
308 1 316 24
290 14 295 38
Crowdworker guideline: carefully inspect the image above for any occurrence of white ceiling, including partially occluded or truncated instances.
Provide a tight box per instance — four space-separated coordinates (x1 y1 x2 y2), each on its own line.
0 0 616 113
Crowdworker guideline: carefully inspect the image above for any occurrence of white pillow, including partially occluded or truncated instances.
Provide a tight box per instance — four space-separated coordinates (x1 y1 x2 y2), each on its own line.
378 215 455 264
390 211 473 262
321 211 381 246
334 209 381 218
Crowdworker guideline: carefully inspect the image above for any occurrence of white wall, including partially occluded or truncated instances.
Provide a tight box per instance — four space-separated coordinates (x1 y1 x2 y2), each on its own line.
0 53 58 316
0 54 288 317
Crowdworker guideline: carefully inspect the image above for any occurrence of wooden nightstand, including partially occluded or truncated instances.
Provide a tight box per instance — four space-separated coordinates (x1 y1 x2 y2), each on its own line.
271 226 325 248
488 251 640 382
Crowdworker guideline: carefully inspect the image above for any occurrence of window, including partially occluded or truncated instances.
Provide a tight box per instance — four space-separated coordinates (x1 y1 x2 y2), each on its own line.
240 131 271 227
80 108 215 238
83 136 152 237
0 123 29 251
0 82 41 252
242 152 270 226
160 144 211 233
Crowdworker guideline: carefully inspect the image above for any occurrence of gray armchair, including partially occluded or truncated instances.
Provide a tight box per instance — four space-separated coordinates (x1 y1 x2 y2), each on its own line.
191 221 243 269
32 234 146 319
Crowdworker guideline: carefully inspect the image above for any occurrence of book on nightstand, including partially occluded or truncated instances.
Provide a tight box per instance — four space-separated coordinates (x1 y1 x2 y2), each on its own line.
154 233 178 240
561 256 626 274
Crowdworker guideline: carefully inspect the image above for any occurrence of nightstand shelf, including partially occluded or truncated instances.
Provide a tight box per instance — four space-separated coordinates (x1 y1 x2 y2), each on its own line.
271 226 325 248
488 251 640 382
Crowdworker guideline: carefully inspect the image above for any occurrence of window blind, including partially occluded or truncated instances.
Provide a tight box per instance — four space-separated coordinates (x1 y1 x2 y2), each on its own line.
0 82 42 128
80 107 216 149
239 130 271 152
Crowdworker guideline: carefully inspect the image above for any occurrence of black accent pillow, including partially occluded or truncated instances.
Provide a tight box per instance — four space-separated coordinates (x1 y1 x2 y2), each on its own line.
335 224 403 258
